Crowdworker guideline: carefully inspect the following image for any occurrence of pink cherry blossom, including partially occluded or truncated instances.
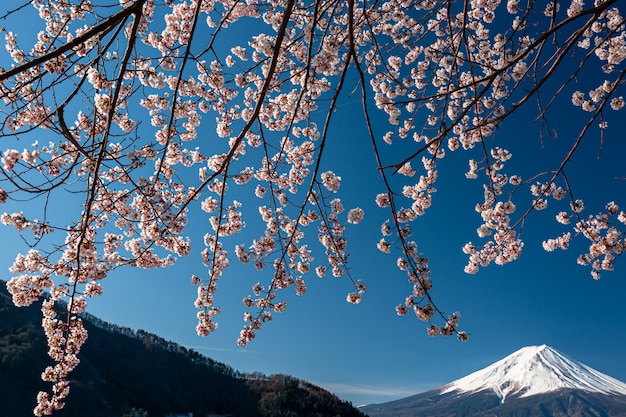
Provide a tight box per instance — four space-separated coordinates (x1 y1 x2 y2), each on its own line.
0 0 624 411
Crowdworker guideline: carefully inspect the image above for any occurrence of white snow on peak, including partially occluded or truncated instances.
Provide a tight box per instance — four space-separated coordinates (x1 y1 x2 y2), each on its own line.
440 345 626 402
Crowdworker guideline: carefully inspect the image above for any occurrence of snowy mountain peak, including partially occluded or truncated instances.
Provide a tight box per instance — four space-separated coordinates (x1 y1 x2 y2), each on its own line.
440 345 626 402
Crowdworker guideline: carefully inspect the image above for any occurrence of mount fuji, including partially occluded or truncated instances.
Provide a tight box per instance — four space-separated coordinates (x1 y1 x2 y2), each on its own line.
361 345 626 417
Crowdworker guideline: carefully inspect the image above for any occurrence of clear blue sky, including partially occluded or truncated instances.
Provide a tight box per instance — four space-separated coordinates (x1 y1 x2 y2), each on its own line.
3 92 625 406
1 1 626 408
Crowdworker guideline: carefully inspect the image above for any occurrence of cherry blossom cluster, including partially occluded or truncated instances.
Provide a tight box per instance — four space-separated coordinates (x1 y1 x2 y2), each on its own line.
315 193 368 305
545 201 626 279
365 0 624 279
375 184 455 337
35 303 88 416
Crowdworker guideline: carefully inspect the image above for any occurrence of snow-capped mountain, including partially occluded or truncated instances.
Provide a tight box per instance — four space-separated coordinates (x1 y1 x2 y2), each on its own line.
361 345 626 417
441 344 626 401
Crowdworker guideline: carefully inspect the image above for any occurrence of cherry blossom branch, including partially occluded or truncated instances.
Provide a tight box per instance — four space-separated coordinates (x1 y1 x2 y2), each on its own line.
0 1 144 83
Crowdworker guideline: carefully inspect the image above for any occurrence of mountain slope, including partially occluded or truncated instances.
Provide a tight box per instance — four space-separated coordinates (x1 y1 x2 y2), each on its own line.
361 345 626 417
362 389 626 417
0 282 364 417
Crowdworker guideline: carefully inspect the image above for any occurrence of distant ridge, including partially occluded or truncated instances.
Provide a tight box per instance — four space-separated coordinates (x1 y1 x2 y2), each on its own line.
0 281 364 417
361 345 626 417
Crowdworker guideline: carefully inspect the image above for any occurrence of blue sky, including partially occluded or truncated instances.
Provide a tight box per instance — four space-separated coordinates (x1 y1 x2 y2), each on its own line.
1 1 626 409
4 88 625 407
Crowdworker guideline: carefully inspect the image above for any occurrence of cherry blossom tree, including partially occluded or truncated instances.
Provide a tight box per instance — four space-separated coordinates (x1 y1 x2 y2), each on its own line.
0 0 624 414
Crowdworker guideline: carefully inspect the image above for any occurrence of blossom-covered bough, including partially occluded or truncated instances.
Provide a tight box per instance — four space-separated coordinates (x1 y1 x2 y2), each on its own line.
0 0 624 414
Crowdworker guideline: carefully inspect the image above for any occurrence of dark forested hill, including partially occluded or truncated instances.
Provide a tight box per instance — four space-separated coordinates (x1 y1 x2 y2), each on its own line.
0 282 364 417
